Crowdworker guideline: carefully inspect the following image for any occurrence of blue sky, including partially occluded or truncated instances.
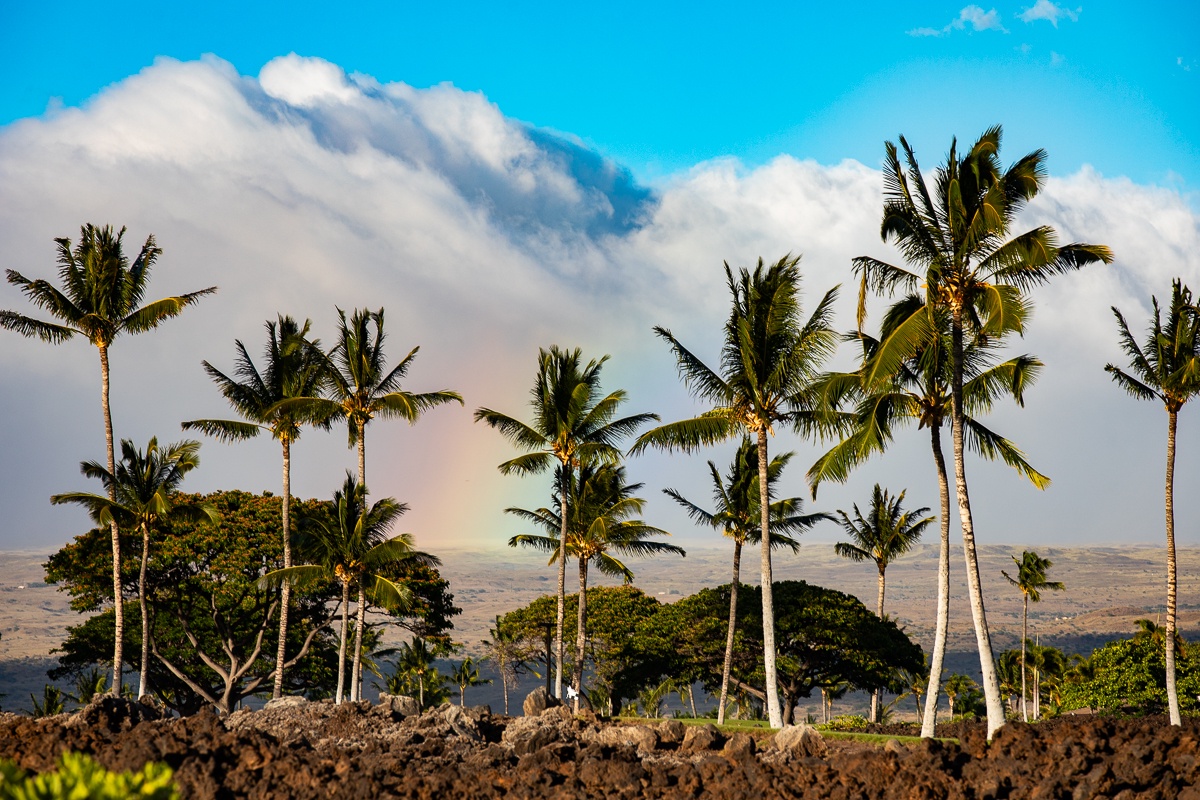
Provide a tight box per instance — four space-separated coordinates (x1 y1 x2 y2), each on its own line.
3 1 1197 186
0 2 1198 553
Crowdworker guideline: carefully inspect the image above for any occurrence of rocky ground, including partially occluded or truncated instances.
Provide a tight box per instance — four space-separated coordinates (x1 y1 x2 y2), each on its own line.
0 695 1197 799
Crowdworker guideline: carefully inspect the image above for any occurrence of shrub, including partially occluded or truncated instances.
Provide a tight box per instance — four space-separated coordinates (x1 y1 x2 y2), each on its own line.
0 752 178 800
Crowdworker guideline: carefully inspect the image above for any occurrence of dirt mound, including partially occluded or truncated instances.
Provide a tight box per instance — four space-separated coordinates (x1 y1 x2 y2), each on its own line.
2 698 1198 798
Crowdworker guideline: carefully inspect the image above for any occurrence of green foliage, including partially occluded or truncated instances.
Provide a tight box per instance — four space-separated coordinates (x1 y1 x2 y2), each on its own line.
818 714 870 732
28 686 66 718
382 637 451 709
0 752 178 800
1061 635 1200 714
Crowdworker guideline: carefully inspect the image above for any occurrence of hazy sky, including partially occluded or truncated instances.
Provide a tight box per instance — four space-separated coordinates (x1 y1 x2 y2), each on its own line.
1 2 1197 557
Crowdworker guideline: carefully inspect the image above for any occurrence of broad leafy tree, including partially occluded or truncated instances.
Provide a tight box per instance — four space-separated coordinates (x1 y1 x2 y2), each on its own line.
632 255 839 727
476 346 655 700
852 128 1111 736
1001 549 1063 721
508 463 684 709
834 484 933 721
1106 279 1200 726
183 315 329 698
809 292 1047 737
51 438 216 699
664 438 828 724
1 224 216 692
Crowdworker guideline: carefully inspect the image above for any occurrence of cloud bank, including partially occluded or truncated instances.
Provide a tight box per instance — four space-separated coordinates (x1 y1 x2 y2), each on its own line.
1 54 1197 557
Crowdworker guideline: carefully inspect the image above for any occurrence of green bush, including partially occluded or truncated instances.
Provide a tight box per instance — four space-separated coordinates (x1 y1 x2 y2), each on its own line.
0 752 178 800
819 714 870 732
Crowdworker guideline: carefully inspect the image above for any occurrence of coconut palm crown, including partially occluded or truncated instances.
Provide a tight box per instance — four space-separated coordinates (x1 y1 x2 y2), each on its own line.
1 223 216 694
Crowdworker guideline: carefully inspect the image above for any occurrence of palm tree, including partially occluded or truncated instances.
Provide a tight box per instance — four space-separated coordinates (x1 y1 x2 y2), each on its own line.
510 464 685 710
262 473 437 703
280 307 462 489
834 484 933 722
391 637 445 709
182 315 328 698
809 292 1048 737
452 657 491 706
1106 279 1200 726
664 438 829 724
475 346 655 700
1133 617 1187 658
51 437 217 699
1 224 217 692
1001 550 1064 721
853 128 1112 736
631 254 839 727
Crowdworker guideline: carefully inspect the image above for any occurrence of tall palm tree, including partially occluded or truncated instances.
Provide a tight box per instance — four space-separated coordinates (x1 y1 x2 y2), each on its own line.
631 254 839 727
50 437 217 699
262 473 437 703
664 438 829 724
475 346 656 700
853 128 1112 736
834 484 934 722
182 315 328 698
809 293 1047 736
508 463 685 710
280 307 463 489
1001 550 1063 722
1 224 216 693
1106 279 1200 726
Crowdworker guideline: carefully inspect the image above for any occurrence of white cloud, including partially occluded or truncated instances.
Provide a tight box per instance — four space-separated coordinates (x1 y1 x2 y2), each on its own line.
909 5 1008 36
0 56 1197 554
1050 50 1066 66
1020 1 1080 27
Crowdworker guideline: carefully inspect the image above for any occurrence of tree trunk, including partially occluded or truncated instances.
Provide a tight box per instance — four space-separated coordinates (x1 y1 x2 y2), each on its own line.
1166 409 1181 725
502 667 510 715
352 584 367 701
555 468 568 700
336 580 350 704
718 539 742 725
872 563 886 723
951 313 1005 739
273 438 292 700
99 344 124 696
138 521 151 699
574 557 588 713
1021 594 1029 722
357 420 366 489
757 430 783 728
921 422 951 738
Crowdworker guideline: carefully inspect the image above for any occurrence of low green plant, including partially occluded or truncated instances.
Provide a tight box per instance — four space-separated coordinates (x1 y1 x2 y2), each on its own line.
0 752 179 799
818 714 870 732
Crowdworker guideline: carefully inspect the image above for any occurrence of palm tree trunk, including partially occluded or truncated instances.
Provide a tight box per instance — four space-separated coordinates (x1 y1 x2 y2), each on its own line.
273 438 292 700
99 344 124 696
872 564 886 723
757 430 783 728
138 521 151 699
951 314 1005 739
352 584 367 702
1021 595 1029 722
717 539 742 726
555 466 568 701
336 580 350 704
357 421 366 489
574 558 588 713
502 666 510 715
922 423 951 739
1166 409 1181 726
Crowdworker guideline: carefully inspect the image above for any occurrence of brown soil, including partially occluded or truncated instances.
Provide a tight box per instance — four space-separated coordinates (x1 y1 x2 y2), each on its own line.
1 697 1198 799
